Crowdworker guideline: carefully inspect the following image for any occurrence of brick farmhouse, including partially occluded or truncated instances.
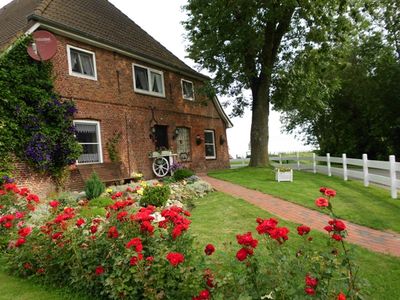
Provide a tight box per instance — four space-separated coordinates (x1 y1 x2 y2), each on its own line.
0 0 232 193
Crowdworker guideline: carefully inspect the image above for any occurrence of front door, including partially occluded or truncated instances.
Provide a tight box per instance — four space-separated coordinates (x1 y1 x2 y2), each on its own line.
154 125 169 150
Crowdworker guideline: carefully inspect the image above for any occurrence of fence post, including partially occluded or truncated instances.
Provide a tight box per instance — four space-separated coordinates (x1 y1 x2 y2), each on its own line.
327 153 332 176
342 153 348 181
389 155 397 199
296 152 300 170
362 154 369 187
313 153 317 174
279 153 282 165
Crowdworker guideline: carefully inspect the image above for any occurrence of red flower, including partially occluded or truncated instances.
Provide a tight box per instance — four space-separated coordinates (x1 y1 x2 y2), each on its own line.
305 274 318 287
146 256 154 264
236 248 249 261
52 232 63 240
117 211 128 222
107 226 119 238
95 266 104 275
15 211 24 219
315 197 329 207
26 194 39 203
126 237 143 252
256 218 278 234
129 253 143 266
193 289 210 300
18 227 32 237
49 200 60 208
76 218 85 227
324 225 333 232
166 252 184 266
204 244 215 256
305 287 316 295
333 220 346 232
319 187 327 193
0 190 6 195
18 188 30 196
297 225 311 236
15 237 26 247
324 188 336 197
23 262 32 269
236 232 258 248
337 292 346 300
269 227 290 243
90 225 98 234
332 234 342 241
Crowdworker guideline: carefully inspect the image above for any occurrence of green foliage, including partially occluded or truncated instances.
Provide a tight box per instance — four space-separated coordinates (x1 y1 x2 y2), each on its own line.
173 168 195 181
89 196 114 208
84 172 105 200
0 36 81 180
140 185 170 207
105 131 122 162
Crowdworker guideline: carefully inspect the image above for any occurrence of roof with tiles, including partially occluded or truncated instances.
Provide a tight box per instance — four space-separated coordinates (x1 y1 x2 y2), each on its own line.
0 0 203 78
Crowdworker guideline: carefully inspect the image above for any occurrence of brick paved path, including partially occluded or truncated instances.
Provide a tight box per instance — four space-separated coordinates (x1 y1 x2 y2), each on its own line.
200 175 400 257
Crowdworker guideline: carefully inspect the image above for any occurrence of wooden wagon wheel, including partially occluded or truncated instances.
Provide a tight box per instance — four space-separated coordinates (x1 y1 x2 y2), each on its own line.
152 156 170 177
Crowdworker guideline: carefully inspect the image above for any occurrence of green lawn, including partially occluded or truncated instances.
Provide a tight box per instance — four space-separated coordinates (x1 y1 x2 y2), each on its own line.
190 192 400 299
208 167 400 233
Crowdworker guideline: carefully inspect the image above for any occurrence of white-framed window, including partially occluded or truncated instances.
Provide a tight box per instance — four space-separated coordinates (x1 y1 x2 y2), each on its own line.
181 79 194 100
176 127 191 161
133 64 165 97
67 45 97 80
204 130 216 159
73 120 103 164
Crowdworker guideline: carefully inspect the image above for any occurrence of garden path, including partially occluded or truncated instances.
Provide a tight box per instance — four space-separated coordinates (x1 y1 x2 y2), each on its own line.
200 175 400 257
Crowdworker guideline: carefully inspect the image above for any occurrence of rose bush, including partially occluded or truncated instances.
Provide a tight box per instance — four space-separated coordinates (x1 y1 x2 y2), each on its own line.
0 180 362 299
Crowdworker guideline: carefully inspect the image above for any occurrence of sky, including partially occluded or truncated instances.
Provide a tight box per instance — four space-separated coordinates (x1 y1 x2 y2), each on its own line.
0 0 313 157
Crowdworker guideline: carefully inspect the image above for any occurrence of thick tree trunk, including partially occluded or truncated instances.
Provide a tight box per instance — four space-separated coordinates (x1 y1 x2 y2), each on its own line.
249 80 270 167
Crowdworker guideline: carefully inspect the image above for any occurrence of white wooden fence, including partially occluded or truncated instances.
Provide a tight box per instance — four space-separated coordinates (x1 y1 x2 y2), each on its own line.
270 153 400 199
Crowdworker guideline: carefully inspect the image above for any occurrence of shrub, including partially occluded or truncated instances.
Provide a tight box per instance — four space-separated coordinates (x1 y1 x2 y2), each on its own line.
89 196 114 208
173 168 195 181
84 172 105 200
140 184 170 207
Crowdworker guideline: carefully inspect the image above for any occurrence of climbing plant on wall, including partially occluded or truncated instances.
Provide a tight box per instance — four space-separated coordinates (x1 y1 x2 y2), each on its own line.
0 36 81 183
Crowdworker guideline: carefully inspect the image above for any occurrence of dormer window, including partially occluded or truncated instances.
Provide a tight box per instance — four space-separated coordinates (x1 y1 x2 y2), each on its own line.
181 79 194 100
133 64 165 97
67 45 97 80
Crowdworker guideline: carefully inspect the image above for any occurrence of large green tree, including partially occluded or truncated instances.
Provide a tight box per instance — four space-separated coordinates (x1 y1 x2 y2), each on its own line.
183 0 366 166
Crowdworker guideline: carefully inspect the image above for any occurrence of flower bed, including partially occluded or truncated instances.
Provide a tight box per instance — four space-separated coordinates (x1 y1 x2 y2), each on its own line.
0 179 362 299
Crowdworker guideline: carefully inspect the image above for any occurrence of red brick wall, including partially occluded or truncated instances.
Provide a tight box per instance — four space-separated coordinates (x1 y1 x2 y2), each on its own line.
16 33 230 193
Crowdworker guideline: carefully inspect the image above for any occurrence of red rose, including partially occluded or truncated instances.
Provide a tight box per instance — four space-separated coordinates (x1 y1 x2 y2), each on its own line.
332 234 342 241
324 188 336 197
95 266 104 275
256 218 278 234
333 220 346 231
26 194 39 203
166 252 185 266
305 274 318 287
19 187 30 196
49 200 60 208
126 237 143 252
236 248 248 261
107 226 119 238
130 254 143 266
236 232 258 248
76 218 85 227
315 197 329 207
305 287 316 295
90 225 98 234
204 244 215 256
319 187 327 193
297 225 311 236
117 211 128 222
15 237 26 247
324 225 333 232
23 262 32 269
18 227 32 237
3 222 12 229
15 211 24 219
337 292 346 300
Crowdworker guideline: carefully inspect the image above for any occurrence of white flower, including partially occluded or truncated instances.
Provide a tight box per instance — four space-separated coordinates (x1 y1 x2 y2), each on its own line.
150 212 165 223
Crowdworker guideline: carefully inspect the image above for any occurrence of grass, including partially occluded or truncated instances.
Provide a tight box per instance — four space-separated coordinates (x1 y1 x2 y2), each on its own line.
190 192 400 299
208 167 400 233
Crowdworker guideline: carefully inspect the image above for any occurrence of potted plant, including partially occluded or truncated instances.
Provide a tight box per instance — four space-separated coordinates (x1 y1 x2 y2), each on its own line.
275 167 293 182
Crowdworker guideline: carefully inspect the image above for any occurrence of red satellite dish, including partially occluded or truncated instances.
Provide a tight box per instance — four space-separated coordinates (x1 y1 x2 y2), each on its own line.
27 30 57 61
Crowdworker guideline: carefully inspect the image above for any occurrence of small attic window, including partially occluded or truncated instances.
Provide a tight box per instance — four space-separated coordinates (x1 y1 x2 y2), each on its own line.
67 45 97 80
181 79 194 100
